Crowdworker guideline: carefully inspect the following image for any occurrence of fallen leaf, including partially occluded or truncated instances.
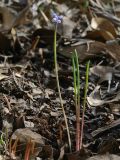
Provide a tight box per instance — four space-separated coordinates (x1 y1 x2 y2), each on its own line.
11 128 45 145
11 128 45 157
86 30 116 42
87 86 120 106
59 40 120 62
59 41 106 62
91 17 117 38
0 5 30 31
0 6 15 30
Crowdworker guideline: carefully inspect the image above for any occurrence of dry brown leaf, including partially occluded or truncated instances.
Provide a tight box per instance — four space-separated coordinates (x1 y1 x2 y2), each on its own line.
59 41 106 62
90 17 117 41
0 6 15 30
59 41 103 61
105 43 120 61
59 40 120 62
11 128 45 145
86 30 115 41
10 128 45 158
0 5 30 31
91 17 117 38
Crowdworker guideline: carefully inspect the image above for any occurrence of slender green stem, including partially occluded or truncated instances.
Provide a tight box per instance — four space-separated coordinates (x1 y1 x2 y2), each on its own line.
80 60 90 149
54 25 71 151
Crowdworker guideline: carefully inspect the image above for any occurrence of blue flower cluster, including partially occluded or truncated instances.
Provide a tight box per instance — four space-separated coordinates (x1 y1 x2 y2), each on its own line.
52 13 63 24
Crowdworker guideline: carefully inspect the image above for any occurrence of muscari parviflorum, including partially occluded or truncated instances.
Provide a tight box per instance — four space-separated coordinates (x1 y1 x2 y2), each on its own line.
52 12 71 151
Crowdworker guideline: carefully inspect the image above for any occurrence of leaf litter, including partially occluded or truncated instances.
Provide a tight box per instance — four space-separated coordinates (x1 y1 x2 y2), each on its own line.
0 0 120 159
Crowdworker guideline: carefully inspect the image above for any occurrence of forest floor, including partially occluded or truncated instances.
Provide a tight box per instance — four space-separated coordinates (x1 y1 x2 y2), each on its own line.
0 0 120 159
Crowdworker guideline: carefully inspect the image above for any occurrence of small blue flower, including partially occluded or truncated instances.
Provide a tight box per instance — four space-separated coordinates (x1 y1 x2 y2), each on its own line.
52 13 63 24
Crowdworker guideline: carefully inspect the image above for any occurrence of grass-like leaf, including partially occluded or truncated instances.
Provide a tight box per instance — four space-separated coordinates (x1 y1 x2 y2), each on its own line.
72 50 80 151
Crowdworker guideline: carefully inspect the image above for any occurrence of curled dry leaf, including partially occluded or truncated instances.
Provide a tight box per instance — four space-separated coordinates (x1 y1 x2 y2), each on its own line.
86 16 117 42
87 85 120 106
86 30 116 42
87 86 104 106
91 17 117 38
